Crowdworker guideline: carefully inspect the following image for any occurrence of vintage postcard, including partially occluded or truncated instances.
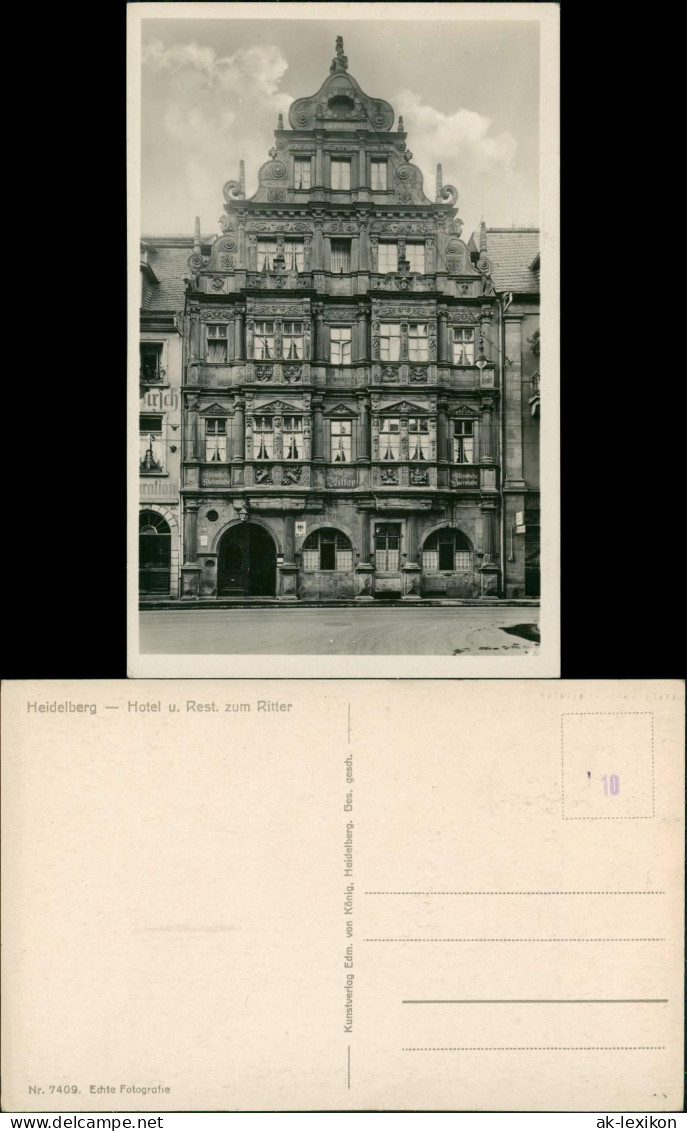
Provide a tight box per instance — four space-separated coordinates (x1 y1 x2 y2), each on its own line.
2 679 683 1111
127 2 560 677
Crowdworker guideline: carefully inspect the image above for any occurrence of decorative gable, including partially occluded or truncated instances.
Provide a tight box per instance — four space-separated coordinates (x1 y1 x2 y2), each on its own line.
287 40 394 132
380 400 427 415
453 404 479 418
253 399 303 414
323 402 358 416
199 403 231 416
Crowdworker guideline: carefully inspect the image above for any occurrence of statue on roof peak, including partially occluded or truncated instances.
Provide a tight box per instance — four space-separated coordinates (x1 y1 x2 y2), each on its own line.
330 35 348 73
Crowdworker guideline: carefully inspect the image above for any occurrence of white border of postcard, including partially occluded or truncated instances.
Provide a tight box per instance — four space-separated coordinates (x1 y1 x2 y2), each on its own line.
127 2 560 678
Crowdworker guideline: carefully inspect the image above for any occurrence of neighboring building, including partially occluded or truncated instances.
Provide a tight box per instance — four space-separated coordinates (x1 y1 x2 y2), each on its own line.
478 227 540 597
139 238 190 596
168 37 538 602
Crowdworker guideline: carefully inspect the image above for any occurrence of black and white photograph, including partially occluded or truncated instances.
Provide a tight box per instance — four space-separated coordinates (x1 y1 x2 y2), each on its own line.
128 2 559 676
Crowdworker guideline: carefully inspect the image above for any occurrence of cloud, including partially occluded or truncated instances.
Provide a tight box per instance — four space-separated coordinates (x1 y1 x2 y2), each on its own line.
393 89 520 230
141 39 294 232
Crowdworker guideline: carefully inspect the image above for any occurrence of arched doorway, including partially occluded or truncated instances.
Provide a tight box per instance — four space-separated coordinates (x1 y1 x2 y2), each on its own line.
420 526 476 598
218 523 277 597
139 510 171 593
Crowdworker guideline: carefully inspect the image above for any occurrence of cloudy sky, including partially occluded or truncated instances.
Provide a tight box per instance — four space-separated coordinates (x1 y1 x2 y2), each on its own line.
139 15 539 241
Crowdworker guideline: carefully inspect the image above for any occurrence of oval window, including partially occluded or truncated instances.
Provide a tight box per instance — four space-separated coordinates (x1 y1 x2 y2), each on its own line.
328 94 355 114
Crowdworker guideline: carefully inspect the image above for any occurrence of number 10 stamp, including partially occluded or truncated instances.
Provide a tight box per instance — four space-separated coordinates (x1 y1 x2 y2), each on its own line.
561 712 655 820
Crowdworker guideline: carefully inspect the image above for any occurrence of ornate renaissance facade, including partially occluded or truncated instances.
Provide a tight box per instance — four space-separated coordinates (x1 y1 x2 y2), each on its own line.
174 38 539 602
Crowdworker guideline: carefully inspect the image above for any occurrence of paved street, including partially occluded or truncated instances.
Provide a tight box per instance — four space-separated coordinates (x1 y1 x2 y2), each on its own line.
140 606 539 655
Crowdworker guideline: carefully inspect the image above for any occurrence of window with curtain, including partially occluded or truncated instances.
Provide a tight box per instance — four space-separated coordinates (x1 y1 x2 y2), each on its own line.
370 160 388 189
380 418 400 461
330 239 351 272
285 241 304 271
302 529 354 571
422 529 473 571
140 343 163 382
408 324 428 361
375 523 400 571
283 322 304 359
453 327 475 364
140 414 164 472
254 321 276 359
205 419 227 462
330 159 351 189
253 415 274 460
294 158 311 189
330 326 352 364
379 323 401 361
283 415 303 460
331 419 352 462
378 242 398 273
257 240 276 270
408 418 430 461
207 323 228 362
405 243 425 273
453 420 475 463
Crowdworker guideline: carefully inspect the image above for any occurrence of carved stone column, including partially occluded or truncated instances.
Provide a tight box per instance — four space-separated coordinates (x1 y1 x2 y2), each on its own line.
188 308 201 360
356 392 371 462
479 499 500 596
402 514 422 599
247 235 257 272
438 309 449 363
315 134 324 187
185 396 200 463
278 513 299 600
180 499 201 597
283 514 296 565
436 220 448 275
405 514 418 561
183 500 199 562
357 140 367 188
480 397 496 464
313 303 326 362
273 414 284 461
234 307 245 360
313 221 324 270
356 304 368 361
237 218 246 269
233 396 245 461
312 394 325 462
358 221 369 271
355 511 374 600
437 398 449 464
426 237 435 274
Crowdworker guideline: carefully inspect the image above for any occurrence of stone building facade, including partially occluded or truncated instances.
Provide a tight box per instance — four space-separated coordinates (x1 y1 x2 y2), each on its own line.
480 228 540 598
139 238 189 597
175 38 538 602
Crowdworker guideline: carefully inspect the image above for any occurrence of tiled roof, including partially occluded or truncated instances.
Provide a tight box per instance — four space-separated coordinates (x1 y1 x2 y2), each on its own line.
480 228 540 294
141 241 192 312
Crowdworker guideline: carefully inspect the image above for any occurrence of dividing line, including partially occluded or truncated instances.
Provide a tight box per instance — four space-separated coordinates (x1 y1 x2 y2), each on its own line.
364 937 665 943
365 890 665 896
402 998 668 1004
403 1046 666 1052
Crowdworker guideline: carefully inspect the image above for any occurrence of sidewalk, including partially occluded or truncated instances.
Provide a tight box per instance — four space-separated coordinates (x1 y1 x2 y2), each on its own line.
140 596 541 611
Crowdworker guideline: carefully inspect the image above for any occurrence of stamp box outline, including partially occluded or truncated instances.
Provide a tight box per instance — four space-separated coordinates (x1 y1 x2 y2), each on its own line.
560 711 655 821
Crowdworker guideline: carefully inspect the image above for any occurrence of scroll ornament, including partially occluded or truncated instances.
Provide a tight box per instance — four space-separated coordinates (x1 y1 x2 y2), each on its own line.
438 184 459 206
